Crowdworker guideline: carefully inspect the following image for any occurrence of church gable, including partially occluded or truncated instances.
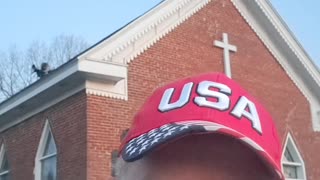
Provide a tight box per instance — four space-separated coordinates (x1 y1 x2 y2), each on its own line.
86 1 320 177
125 0 310 135
78 0 320 132
98 1 320 177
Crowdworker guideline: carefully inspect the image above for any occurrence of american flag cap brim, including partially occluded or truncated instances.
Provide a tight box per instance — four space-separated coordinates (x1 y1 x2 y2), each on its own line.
121 120 283 179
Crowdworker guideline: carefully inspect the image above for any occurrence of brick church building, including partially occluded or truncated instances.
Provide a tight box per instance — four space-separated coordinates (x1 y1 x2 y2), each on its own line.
0 0 319 179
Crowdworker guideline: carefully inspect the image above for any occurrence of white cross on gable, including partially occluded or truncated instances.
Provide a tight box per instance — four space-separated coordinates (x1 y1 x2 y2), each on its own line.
214 33 237 78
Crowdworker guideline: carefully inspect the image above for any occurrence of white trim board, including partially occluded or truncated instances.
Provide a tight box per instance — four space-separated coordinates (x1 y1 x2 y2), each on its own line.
77 0 213 64
230 0 320 130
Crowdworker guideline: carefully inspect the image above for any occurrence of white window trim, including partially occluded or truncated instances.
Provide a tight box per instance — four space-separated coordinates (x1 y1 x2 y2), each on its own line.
281 133 307 180
39 153 57 162
0 144 9 177
309 105 320 131
34 120 57 180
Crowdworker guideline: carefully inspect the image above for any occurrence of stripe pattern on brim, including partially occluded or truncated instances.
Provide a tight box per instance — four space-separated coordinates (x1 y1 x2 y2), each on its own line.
122 120 282 179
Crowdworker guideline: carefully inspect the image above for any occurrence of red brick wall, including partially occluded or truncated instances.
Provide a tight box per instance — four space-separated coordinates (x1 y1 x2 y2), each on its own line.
87 0 319 179
0 91 87 180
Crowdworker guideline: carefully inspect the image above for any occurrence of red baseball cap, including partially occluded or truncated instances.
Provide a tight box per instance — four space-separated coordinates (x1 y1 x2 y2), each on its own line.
120 72 283 179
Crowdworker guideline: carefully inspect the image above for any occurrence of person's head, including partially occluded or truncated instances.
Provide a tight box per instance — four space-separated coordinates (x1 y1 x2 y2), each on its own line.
117 73 284 180
41 62 50 73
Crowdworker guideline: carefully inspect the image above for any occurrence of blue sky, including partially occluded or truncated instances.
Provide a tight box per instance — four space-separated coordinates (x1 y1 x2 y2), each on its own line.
0 0 319 66
0 0 162 49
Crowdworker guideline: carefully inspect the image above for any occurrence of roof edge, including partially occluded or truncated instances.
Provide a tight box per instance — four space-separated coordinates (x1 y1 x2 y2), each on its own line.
258 0 320 86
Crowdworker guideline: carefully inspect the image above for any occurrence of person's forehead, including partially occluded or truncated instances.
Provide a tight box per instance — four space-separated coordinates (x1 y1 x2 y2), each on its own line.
127 133 277 180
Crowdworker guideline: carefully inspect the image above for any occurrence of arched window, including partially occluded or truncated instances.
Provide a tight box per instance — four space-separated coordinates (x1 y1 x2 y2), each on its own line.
34 120 57 180
282 133 306 180
0 144 9 180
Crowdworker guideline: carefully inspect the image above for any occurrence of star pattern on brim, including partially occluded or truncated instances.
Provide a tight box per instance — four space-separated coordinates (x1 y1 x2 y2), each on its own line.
122 123 205 162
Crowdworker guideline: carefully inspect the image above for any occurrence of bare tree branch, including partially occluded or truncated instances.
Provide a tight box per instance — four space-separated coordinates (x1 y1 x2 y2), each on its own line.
0 34 89 102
